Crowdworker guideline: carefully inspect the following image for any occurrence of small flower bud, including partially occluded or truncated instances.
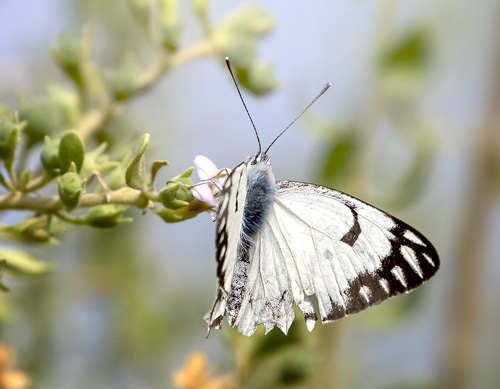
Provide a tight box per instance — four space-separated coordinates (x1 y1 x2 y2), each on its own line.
58 169 83 211
159 182 194 209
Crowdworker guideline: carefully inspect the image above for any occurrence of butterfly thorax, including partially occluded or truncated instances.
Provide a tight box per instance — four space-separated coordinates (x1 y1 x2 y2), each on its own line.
243 153 276 235
226 153 276 324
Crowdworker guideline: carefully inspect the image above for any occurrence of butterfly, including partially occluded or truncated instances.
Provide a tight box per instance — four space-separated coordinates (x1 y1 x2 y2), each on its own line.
205 58 440 337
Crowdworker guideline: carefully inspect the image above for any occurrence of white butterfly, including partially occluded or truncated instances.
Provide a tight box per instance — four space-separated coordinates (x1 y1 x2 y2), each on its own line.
205 59 440 337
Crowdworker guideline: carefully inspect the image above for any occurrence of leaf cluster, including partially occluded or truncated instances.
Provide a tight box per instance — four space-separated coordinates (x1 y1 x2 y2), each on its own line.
0 0 277 289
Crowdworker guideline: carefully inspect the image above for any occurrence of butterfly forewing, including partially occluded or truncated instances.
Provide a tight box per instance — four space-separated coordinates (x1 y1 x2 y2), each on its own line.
205 163 248 331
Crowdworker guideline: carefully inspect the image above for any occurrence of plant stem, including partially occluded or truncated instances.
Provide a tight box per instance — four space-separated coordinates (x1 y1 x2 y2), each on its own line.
76 37 215 141
0 187 151 213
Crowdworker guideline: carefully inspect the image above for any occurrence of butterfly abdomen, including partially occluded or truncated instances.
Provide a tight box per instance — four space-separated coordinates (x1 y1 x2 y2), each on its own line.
227 157 276 324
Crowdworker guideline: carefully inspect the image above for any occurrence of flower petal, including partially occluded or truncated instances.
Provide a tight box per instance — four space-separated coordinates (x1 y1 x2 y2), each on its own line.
194 155 219 181
191 184 216 207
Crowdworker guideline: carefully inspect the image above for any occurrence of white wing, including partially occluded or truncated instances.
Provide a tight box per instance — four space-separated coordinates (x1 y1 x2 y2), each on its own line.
232 180 440 336
205 163 247 333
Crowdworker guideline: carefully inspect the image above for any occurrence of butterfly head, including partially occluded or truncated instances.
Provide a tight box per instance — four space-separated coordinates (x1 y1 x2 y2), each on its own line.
246 152 271 166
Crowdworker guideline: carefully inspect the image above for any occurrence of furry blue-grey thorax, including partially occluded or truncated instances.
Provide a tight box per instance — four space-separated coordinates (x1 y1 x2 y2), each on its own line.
226 153 276 323
244 153 276 233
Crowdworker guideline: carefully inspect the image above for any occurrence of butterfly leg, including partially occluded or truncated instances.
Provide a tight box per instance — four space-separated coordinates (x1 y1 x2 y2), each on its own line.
85 170 112 202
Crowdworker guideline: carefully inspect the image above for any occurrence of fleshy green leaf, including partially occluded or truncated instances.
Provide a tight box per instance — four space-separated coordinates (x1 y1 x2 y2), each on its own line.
212 5 277 95
19 169 31 189
41 137 61 172
51 32 91 86
59 130 85 173
159 0 182 51
150 160 169 185
154 199 212 223
0 121 19 164
84 204 131 228
125 133 150 190
0 249 53 278
110 58 143 101
192 0 210 30
127 0 154 36
0 217 60 244
19 97 65 144
237 62 277 95
170 166 194 185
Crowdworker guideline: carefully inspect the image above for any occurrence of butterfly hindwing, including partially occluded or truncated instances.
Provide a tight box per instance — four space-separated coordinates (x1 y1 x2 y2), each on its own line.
230 180 439 336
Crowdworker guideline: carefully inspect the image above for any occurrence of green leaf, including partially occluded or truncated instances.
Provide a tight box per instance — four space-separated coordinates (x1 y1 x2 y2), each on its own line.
81 61 109 108
19 97 65 144
110 58 142 101
59 130 85 173
19 169 31 188
125 133 150 190
0 249 53 278
51 31 91 86
213 5 277 94
381 29 429 72
84 204 132 228
218 5 274 39
0 121 19 164
127 0 154 36
105 152 131 190
47 85 81 126
170 166 194 185
150 160 169 185
0 217 59 244
41 137 61 172
243 63 278 95
154 199 211 223
192 0 210 30
159 0 182 51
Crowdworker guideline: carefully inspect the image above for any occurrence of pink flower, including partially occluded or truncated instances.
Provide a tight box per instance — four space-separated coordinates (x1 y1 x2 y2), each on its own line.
192 156 228 207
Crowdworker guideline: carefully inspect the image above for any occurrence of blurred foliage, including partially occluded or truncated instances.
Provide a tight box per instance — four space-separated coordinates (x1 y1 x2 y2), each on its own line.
0 0 277 289
0 1 276 385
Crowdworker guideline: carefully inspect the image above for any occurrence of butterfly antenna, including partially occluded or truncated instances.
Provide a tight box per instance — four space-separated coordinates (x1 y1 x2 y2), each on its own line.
225 57 262 153
264 82 331 154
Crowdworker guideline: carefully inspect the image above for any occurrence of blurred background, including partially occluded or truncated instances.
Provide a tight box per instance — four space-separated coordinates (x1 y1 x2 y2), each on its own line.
0 0 499 388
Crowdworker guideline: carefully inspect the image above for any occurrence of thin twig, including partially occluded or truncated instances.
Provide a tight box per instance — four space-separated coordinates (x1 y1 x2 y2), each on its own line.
76 38 214 141
0 187 151 213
